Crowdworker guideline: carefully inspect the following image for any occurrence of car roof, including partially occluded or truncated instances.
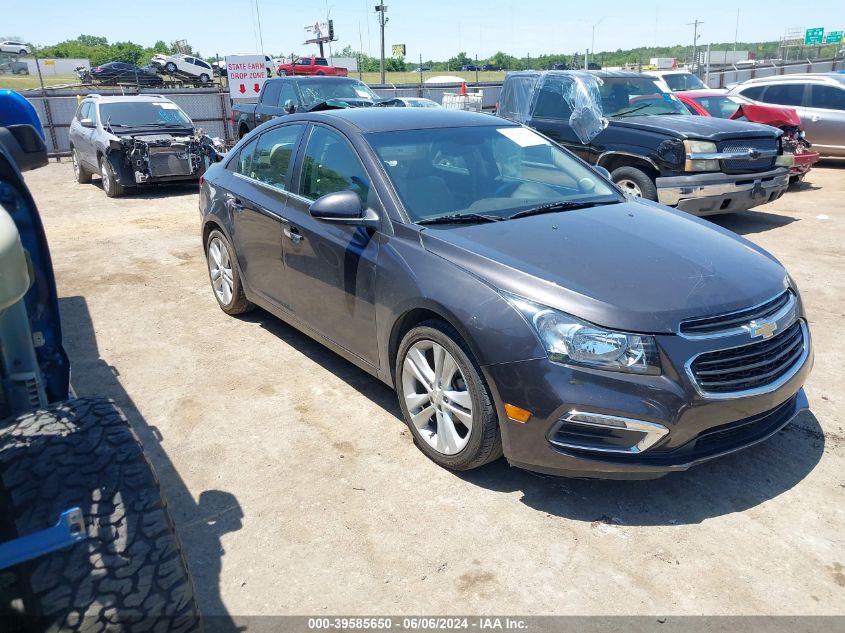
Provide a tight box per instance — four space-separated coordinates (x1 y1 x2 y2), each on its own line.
508 69 652 80
676 89 730 98
741 73 845 85
287 108 513 132
84 94 173 104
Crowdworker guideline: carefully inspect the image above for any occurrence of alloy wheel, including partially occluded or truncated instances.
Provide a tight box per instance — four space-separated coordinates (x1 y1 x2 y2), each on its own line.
401 340 473 455
100 161 110 191
207 237 234 306
72 150 80 179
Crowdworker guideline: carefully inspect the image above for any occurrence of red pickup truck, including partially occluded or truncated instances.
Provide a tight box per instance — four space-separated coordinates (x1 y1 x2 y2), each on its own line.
276 56 348 77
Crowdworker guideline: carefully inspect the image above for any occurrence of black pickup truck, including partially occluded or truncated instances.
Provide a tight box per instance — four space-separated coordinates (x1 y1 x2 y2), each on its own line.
498 70 793 215
232 76 379 139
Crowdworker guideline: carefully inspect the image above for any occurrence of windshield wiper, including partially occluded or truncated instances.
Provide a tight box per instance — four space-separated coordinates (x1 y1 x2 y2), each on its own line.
417 212 504 226
509 200 616 220
613 103 651 117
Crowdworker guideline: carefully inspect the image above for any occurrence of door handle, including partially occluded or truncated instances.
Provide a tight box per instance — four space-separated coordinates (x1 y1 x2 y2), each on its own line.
810 115 821 122
283 226 304 244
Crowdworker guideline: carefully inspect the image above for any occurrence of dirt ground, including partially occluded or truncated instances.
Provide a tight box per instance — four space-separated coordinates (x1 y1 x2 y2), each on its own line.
23 161 845 618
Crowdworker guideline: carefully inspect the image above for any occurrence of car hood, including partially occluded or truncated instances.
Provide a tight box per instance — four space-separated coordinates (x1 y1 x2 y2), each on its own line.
733 103 801 128
419 200 788 333
611 114 782 140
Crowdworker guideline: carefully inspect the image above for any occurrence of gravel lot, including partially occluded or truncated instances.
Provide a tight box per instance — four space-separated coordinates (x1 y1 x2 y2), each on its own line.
24 161 845 618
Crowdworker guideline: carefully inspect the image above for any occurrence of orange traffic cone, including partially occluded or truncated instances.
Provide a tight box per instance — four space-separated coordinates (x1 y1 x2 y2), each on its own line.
460 81 467 96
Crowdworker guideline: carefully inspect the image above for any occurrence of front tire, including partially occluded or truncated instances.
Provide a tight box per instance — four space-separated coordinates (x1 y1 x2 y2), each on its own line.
277 69 287 76
99 156 124 198
395 321 502 471
199 73 210 83
71 148 91 184
610 165 658 201
165 62 177 74
205 230 253 315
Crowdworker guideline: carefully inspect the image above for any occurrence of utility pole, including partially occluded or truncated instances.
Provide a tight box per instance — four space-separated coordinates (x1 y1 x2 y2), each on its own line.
590 17 607 68
376 0 388 84
687 19 703 74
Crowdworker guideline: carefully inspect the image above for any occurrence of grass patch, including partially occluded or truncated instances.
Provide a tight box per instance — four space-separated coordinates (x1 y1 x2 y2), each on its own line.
0 74 79 91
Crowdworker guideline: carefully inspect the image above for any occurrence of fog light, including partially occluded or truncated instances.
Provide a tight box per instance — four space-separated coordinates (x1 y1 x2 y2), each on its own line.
548 411 669 455
776 154 795 167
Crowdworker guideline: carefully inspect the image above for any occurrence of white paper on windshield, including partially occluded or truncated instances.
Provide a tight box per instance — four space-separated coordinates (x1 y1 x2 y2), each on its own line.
497 127 550 148
355 89 372 98
155 103 179 109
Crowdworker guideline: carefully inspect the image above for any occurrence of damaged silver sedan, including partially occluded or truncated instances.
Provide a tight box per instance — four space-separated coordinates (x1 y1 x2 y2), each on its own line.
68 94 223 197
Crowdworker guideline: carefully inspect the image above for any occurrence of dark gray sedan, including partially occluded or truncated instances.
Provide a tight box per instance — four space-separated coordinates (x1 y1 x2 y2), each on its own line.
199 108 812 479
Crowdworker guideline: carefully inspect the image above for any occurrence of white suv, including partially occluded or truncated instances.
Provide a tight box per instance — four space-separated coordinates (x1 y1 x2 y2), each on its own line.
0 41 29 55
151 54 214 83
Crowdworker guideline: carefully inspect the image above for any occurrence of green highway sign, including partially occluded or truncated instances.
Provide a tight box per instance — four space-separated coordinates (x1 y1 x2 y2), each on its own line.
804 27 825 46
824 31 843 44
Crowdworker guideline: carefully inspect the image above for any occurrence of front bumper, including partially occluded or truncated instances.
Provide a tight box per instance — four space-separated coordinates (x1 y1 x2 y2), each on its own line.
483 324 813 480
656 167 789 216
790 151 820 177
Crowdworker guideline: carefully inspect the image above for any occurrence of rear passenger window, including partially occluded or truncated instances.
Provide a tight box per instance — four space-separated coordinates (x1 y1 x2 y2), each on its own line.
738 85 764 101
810 85 845 110
533 83 574 120
760 84 805 107
249 124 305 189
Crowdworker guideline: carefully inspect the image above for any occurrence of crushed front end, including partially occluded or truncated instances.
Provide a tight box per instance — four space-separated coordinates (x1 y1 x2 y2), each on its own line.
107 130 223 186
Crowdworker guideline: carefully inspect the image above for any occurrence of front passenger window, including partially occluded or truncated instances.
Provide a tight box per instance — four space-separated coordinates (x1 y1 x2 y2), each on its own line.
811 85 845 110
298 127 370 202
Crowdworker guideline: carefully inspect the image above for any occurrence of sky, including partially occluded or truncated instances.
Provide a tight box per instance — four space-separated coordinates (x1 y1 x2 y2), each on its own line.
3 0 843 61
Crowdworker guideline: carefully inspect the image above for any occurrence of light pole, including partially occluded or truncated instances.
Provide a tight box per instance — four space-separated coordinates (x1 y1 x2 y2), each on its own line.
687 19 703 74
590 16 607 68
376 1 388 84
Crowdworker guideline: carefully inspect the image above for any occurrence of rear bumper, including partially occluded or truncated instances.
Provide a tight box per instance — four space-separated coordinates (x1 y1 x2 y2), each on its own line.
656 167 789 216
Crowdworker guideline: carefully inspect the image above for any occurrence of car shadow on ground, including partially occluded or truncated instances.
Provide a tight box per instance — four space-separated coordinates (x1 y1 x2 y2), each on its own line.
458 409 824 526
92 177 200 200
708 208 799 236
241 309 824 528
240 308 405 420
58 296 241 626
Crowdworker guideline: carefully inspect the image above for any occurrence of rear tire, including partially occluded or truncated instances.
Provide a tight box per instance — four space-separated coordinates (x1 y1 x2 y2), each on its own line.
71 149 91 184
277 69 287 76
205 230 254 315
610 166 658 201
165 62 177 74
395 321 502 471
99 156 124 198
0 398 201 631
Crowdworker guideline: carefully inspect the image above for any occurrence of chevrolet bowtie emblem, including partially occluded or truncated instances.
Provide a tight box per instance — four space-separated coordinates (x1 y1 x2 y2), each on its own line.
750 320 777 339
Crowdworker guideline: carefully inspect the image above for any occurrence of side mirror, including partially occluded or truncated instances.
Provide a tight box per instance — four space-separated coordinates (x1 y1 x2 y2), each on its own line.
593 165 611 180
309 190 379 229
80 118 95 128
283 99 296 114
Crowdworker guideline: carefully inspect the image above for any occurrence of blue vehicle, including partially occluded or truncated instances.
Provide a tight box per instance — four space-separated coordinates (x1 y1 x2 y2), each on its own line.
0 90 200 631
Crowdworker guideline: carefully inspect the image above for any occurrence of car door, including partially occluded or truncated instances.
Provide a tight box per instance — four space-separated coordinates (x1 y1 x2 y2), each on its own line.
228 123 307 309
805 84 845 155
77 102 99 168
280 124 380 366
757 82 810 123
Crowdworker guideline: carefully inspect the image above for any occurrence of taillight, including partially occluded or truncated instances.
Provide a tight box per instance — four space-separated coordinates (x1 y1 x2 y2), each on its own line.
199 175 205 188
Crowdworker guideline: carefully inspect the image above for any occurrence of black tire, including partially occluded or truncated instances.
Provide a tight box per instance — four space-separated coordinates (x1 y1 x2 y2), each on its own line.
99 156 124 198
205 229 254 315
0 398 201 631
610 165 658 201
315 71 325 76
395 321 502 471
277 69 287 77
198 73 209 84
165 62 177 74
238 125 249 140
71 148 91 184
266 69 272 78
18 49 26 56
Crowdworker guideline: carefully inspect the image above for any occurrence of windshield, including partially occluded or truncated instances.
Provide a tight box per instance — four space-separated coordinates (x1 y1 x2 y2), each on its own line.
691 95 746 118
366 125 619 223
98 101 193 129
663 72 708 91
298 80 378 108
599 77 688 117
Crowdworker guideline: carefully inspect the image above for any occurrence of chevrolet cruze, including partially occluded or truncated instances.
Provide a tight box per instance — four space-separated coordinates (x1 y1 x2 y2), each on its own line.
199 108 812 478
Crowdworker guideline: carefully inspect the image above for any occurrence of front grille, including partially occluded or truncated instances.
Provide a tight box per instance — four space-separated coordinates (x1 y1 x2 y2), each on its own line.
719 138 777 173
689 320 805 394
680 291 792 337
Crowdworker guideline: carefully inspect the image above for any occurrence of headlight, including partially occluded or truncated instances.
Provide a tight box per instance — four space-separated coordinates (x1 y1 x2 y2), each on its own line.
505 294 661 375
683 139 719 172
776 153 795 167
